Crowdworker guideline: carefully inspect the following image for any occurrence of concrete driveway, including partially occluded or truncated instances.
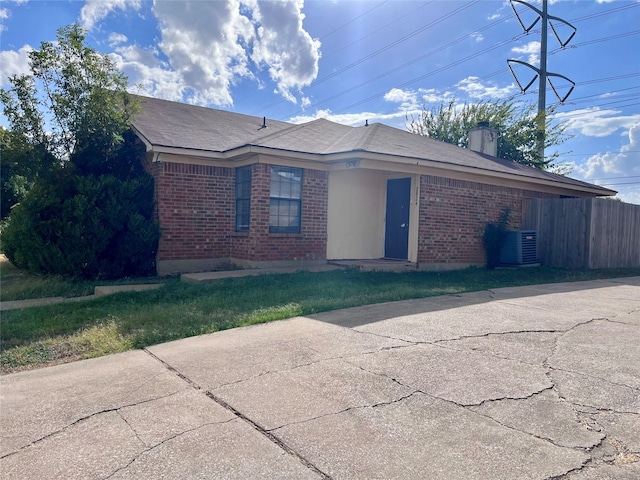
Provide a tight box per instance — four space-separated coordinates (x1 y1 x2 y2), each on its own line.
1 277 639 479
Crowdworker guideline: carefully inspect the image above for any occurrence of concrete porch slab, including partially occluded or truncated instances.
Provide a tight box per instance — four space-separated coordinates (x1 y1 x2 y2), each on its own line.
328 258 416 272
180 264 341 283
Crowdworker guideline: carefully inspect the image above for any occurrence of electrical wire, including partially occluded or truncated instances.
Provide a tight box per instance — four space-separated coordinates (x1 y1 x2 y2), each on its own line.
257 1 639 123
550 30 640 55
280 2 638 120
279 18 526 118
252 1 480 115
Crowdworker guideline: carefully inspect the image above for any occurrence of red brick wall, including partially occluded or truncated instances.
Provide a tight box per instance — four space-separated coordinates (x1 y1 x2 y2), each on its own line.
153 162 234 261
150 159 555 268
152 161 328 264
418 175 556 265
231 164 328 262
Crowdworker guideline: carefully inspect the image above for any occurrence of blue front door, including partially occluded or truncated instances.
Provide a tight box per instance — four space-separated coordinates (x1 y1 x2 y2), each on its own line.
384 178 410 259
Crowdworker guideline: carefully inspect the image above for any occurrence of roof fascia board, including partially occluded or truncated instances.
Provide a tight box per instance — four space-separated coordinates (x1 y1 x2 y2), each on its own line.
329 158 615 197
149 145 614 197
131 125 153 152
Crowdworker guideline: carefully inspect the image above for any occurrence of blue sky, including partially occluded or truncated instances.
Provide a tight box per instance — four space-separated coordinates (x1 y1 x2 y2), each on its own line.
1 0 639 203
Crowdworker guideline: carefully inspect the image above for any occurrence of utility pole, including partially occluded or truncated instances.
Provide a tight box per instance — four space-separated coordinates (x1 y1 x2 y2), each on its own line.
507 0 576 162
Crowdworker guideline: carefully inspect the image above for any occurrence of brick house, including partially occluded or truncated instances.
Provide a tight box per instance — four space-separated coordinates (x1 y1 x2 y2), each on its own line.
131 96 615 275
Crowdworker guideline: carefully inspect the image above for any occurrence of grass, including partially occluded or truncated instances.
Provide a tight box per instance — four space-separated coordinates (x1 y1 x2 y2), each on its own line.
0 255 173 302
2 261 639 374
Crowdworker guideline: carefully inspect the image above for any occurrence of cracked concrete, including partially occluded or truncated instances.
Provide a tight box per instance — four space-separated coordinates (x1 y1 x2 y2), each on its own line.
1 276 638 479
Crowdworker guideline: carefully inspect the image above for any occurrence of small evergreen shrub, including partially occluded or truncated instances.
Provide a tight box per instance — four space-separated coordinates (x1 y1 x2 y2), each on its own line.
483 207 511 270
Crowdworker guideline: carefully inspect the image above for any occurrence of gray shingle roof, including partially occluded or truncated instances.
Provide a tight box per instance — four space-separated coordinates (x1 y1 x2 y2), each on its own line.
132 96 292 152
132 95 614 196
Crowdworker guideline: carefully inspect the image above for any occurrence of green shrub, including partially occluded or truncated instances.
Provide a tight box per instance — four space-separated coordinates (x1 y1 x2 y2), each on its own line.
2 170 159 279
483 207 510 270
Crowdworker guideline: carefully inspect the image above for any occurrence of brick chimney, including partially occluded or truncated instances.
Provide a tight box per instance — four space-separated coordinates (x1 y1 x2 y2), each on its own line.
469 121 498 157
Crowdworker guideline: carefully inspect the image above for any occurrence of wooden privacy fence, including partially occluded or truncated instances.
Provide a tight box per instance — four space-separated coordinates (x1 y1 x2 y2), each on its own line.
522 198 640 269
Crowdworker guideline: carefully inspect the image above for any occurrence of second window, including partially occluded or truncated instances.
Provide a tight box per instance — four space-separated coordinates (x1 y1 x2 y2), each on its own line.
270 166 302 233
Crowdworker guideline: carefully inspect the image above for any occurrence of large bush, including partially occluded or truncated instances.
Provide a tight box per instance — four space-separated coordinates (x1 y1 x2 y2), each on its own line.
2 170 159 279
1 25 159 279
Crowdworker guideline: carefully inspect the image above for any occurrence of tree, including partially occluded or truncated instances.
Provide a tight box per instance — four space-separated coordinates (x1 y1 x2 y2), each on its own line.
0 24 136 172
0 24 159 279
0 127 38 218
407 98 571 172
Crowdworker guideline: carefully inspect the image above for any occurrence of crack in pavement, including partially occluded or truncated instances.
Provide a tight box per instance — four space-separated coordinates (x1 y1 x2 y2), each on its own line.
267 392 421 433
549 436 640 480
355 318 601 352
209 338 412 390
116 410 148 449
547 365 640 395
0 390 184 460
346 336 618 473
348 357 555 408
142 348 333 480
102 417 237 480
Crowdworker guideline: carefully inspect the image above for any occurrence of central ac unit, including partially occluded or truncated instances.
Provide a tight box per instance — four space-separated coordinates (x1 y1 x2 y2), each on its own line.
500 230 537 265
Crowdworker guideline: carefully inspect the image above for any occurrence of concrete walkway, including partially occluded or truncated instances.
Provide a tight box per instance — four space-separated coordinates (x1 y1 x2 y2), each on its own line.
0 284 162 311
1 277 639 479
1 265 340 311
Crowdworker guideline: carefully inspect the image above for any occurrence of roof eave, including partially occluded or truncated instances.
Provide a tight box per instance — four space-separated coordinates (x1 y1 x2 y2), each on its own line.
141 141 615 197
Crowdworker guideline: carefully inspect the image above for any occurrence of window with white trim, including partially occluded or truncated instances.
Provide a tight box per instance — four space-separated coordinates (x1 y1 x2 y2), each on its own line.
269 166 302 233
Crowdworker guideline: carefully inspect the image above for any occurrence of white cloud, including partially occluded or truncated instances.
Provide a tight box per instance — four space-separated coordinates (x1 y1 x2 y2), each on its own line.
113 0 321 107
421 88 454 104
0 7 8 32
110 45 186 102
108 32 128 48
615 190 640 206
384 88 419 111
511 41 540 66
384 87 455 110
80 0 142 30
384 88 415 104
554 108 640 137
569 123 640 205
288 107 413 128
582 123 640 177
152 0 255 106
470 32 484 43
250 0 320 103
0 45 33 87
455 76 517 100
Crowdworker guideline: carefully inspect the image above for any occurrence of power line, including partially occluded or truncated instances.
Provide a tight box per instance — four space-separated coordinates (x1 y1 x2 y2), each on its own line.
563 153 640 159
240 0 390 108
550 30 640 55
585 175 640 180
252 1 478 115
319 1 432 62
329 37 530 115
567 85 640 103
596 181 640 186
552 102 640 119
279 15 524 118
254 0 480 113
315 1 389 41
571 2 640 23
272 1 639 121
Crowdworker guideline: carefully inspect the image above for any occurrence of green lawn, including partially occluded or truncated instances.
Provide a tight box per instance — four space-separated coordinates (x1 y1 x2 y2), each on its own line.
0 255 170 302
2 262 639 374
